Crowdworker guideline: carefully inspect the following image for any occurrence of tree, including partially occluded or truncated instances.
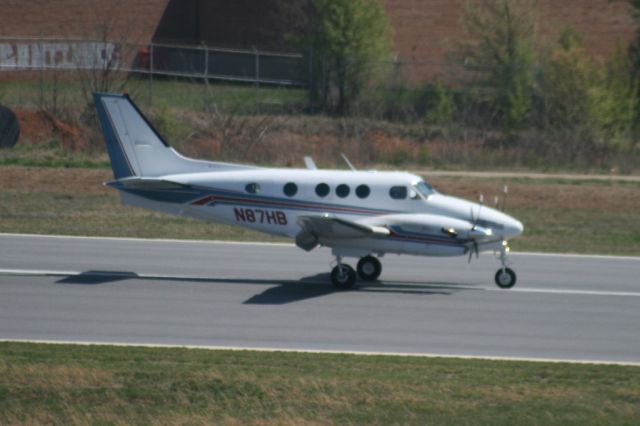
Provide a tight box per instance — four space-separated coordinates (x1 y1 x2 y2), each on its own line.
540 30 604 135
540 29 637 148
458 0 538 129
306 0 393 115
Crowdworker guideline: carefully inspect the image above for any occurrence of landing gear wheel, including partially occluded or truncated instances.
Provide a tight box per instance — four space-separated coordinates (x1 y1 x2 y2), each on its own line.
357 256 382 281
495 268 517 289
331 265 357 290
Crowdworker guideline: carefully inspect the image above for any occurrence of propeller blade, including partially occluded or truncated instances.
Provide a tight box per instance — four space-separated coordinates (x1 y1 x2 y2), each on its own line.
467 241 479 263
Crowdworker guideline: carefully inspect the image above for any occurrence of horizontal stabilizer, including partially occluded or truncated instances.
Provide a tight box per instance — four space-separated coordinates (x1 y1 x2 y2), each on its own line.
106 177 191 191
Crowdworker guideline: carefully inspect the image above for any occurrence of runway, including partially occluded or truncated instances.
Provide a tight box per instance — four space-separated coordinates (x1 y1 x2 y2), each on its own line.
1 233 640 364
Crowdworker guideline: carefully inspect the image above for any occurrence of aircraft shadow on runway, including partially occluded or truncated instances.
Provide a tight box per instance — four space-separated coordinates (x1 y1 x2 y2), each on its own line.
54 270 479 304
57 271 140 285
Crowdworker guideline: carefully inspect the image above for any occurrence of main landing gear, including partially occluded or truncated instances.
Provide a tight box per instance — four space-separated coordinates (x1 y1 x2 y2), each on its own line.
331 255 382 289
328 246 517 290
494 241 517 289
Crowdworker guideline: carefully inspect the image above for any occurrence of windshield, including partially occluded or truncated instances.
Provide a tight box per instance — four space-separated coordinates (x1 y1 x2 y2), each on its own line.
414 181 436 198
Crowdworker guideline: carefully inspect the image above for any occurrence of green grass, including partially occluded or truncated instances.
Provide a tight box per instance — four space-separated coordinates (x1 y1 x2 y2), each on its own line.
0 188 287 243
0 342 638 425
0 140 110 169
512 207 640 255
0 78 306 113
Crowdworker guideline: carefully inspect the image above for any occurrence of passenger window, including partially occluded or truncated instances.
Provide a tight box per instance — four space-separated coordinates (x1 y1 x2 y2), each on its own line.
315 183 330 197
356 184 370 199
283 182 298 197
389 186 407 200
245 183 261 194
336 184 350 198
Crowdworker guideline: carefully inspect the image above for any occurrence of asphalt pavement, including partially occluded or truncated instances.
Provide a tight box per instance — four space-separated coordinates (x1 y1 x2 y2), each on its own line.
1 233 639 364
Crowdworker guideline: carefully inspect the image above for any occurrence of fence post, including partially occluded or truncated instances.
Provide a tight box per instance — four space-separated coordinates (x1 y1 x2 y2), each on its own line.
149 43 154 108
204 43 209 79
39 41 44 108
308 47 314 112
255 47 260 114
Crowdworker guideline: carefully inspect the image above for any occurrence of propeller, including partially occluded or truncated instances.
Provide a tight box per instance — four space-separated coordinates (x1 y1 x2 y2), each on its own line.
467 193 484 263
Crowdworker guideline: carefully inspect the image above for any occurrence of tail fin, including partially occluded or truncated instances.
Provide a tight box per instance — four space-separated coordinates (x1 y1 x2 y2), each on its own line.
94 92 254 179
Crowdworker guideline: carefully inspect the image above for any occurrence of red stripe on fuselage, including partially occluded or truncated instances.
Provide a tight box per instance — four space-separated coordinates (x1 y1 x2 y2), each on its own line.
191 195 216 206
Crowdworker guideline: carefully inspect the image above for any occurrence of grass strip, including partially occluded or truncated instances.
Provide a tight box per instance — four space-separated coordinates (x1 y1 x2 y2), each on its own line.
0 342 639 425
1 166 640 255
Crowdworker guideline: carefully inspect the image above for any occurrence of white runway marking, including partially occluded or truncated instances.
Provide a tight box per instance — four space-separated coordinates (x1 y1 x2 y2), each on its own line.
2 268 640 298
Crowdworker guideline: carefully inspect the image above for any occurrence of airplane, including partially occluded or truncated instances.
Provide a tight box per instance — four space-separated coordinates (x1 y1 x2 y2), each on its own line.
94 92 524 290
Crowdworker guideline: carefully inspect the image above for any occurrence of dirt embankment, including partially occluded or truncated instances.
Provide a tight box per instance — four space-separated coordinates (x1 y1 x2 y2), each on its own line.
14 109 87 151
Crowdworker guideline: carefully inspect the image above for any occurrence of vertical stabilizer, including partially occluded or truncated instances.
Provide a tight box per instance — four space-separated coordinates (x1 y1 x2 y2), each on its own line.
94 92 255 179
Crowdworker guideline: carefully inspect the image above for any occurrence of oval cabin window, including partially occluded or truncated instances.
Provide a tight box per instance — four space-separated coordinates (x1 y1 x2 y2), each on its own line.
315 183 330 197
356 185 370 199
245 183 261 194
283 182 298 197
336 184 350 198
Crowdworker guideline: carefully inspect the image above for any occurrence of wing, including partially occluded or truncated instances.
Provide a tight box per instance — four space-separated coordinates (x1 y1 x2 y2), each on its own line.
295 214 389 251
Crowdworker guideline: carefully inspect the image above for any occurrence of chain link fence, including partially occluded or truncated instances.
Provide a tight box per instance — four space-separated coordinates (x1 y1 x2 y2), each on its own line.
0 37 311 114
0 36 488 120
0 37 308 84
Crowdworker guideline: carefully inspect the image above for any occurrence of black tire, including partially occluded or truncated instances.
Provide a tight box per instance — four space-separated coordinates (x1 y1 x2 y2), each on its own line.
357 256 382 281
495 268 517 289
331 265 356 290
0 106 20 149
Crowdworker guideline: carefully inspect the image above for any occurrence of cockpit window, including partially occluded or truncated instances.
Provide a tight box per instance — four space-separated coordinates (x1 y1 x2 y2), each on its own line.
414 181 435 198
389 186 407 200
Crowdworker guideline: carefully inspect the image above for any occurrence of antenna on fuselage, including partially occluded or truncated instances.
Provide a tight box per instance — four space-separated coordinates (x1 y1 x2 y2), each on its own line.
493 184 509 211
501 184 509 211
304 156 318 170
340 153 357 171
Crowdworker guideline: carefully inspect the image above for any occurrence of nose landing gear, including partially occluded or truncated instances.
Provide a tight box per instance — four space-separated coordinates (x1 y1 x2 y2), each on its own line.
495 241 517 288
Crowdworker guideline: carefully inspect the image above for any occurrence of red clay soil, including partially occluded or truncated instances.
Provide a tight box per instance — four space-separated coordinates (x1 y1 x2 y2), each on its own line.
14 109 86 151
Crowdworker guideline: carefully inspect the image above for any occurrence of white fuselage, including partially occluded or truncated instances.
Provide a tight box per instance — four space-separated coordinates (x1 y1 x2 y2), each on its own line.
118 168 523 259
